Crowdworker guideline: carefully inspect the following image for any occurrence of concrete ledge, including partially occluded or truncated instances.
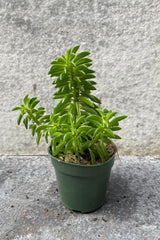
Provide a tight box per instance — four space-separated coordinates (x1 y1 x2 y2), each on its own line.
0 156 160 240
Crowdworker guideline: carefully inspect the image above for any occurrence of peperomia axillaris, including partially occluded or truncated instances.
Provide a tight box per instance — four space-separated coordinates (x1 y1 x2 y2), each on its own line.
12 45 127 164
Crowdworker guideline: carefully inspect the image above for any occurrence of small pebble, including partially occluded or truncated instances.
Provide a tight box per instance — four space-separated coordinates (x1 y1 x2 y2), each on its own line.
102 217 107 222
92 217 98 221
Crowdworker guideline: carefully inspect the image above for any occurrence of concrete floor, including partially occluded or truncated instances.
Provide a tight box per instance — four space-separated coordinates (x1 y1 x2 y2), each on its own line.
0 155 160 240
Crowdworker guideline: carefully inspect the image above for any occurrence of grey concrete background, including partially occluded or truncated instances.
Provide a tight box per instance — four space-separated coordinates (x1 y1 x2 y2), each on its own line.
0 0 160 155
0 155 160 239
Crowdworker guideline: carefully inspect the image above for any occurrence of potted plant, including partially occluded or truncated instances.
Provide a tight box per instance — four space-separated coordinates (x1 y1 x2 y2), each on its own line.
12 45 127 213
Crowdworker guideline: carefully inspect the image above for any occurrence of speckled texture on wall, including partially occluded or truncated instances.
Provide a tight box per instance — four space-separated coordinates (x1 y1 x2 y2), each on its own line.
0 0 160 155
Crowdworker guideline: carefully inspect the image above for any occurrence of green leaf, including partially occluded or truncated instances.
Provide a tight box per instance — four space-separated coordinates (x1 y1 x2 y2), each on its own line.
84 63 92 67
106 111 118 120
49 127 56 138
85 94 101 104
53 57 66 64
95 144 104 162
80 96 94 107
65 48 71 60
77 125 91 134
69 53 75 61
28 97 37 107
89 80 96 85
72 45 80 53
89 148 96 164
96 108 106 117
81 141 91 150
36 132 42 145
40 115 50 123
76 115 85 127
29 124 37 136
76 70 85 77
32 125 36 136
76 58 92 66
81 105 98 115
23 117 28 129
93 126 103 138
109 115 127 127
36 111 45 119
73 51 90 62
60 85 70 94
17 113 23 125
81 80 96 90
64 138 73 153
63 132 72 142
76 102 80 115
49 70 64 77
86 114 102 124
104 128 115 138
111 134 121 139
54 141 66 155
53 93 67 99
36 125 50 133
76 65 95 74
12 106 21 111
30 100 40 109
53 97 71 113
50 112 60 123
83 74 96 79
103 137 112 144
59 114 69 124
110 126 121 131
23 94 29 105
99 140 109 161
45 131 49 143
72 137 78 154
49 64 64 73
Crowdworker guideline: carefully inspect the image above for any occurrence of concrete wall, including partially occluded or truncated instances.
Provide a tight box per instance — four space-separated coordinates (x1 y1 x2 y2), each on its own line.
0 0 160 156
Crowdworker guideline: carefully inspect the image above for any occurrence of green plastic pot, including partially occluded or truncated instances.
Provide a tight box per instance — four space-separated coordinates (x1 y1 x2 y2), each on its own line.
48 147 116 213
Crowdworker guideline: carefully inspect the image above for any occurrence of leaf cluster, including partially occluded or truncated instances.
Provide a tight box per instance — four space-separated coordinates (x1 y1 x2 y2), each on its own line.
12 45 127 164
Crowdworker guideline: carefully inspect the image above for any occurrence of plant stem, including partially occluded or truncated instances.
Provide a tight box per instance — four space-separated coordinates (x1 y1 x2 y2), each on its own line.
68 64 80 122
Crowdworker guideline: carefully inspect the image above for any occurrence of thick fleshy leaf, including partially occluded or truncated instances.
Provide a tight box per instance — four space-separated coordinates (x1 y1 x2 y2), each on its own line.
109 116 127 127
23 117 28 129
80 96 94 107
12 106 21 111
85 94 101 104
77 125 91 134
73 51 90 62
23 95 29 105
87 114 102 124
36 132 42 145
36 125 50 133
76 65 95 74
89 148 95 164
76 58 92 66
72 45 80 53
104 128 115 138
76 115 85 127
30 100 40 109
17 113 23 125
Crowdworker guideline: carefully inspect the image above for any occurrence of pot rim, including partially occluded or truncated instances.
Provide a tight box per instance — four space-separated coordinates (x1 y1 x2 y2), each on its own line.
48 145 117 168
